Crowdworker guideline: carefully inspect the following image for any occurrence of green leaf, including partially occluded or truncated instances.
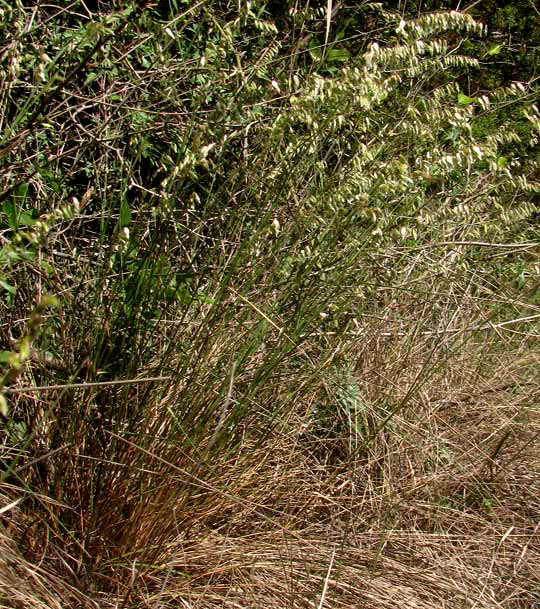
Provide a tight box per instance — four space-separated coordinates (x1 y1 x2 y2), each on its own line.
3 200 17 230
486 43 502 56
84 72 98 86
0 351 12 364
0 279 16 295
327 48 350 63
38 169 61 194
14 182 29 202
19 210 38 226
119 198 132 228
308 40 322 61
0 394 8 418
7 420 27 443
195 292 215 305
457 92 475 105
131 111 149 127
40 259 54 276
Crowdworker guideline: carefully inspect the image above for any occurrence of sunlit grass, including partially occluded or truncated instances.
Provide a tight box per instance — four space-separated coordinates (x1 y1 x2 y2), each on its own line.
1 2 539 608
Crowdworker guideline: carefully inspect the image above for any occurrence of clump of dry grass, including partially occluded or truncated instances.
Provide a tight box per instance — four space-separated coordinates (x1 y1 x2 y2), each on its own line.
0 489 97 609
124 329 538 609
5 309 539 609
2 3 540 608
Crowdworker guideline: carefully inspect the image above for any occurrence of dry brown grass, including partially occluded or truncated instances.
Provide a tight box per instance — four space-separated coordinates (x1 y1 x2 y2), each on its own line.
2 313 539 609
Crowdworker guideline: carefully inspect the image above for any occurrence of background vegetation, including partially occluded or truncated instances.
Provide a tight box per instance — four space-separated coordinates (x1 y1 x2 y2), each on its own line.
0 1 539 607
